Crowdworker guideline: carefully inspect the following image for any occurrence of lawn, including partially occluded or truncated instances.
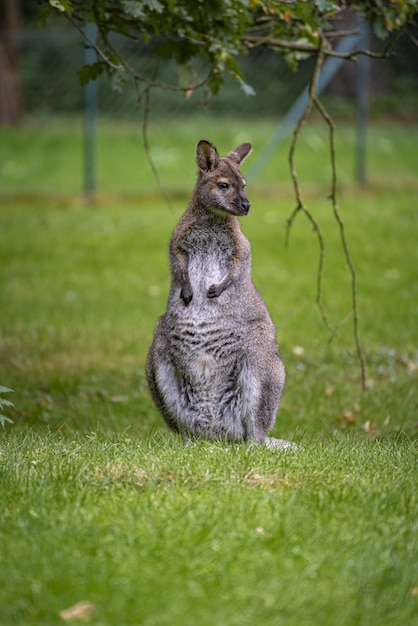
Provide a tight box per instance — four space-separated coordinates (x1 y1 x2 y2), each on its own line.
0 116 417 626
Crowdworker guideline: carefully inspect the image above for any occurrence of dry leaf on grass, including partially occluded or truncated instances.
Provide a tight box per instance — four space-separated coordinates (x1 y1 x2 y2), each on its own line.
343 411 357 425
363 420 380 437
110 395 130 403
59 601 95 622
334 410 358 427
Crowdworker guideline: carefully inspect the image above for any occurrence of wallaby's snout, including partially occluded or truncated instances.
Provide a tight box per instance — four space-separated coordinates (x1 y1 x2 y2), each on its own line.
223 185 250 217
239 190 251 215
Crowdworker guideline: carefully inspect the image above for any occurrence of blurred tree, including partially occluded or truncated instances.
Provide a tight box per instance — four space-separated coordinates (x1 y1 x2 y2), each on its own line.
0 0 23 125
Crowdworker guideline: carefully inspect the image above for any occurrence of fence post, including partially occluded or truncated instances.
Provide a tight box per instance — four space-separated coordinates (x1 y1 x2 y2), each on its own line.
83 23 97 197
356 21 370 187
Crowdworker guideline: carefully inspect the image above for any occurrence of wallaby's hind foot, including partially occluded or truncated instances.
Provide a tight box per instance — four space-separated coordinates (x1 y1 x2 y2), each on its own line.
264 437 297 451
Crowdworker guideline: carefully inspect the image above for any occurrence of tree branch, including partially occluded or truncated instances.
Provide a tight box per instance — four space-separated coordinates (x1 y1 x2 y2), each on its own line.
66 12 213 95
244 34 391 61
66 13 124 72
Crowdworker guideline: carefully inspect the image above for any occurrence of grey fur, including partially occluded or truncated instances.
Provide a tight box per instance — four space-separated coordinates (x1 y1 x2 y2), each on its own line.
146 140 291 448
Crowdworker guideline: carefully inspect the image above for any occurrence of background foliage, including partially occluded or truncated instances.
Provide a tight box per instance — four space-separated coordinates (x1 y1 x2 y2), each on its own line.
41 0 418 96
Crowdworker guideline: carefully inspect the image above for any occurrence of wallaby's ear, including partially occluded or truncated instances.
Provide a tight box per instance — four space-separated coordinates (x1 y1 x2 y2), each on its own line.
196 140 219 172
226 143 252 165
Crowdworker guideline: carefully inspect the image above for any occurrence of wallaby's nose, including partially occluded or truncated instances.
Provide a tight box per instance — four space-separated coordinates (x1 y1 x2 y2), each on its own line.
241 199 251 214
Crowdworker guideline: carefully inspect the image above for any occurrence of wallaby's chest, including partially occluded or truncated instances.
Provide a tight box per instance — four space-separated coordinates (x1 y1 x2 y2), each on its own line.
180 222 234 257
179 223 235 291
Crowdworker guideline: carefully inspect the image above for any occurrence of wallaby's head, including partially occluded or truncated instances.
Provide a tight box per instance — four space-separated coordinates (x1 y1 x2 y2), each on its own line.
195 140 252 217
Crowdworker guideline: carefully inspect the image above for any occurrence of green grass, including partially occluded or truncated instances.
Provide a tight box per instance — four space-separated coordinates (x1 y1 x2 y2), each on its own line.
1 115 417 195
0 116 417 625
1 433 417 626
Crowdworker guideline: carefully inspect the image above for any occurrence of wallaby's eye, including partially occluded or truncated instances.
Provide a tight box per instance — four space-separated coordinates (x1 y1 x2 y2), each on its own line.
218 182 229 190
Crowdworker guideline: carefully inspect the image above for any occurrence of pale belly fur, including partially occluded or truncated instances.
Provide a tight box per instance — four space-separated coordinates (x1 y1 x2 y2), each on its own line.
162 253 262 440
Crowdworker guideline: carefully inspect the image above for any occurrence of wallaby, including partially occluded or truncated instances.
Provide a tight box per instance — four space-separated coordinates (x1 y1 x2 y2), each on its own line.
146 140 293 449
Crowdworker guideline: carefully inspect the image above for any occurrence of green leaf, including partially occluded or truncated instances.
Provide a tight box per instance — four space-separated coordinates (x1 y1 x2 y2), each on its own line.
111 72 127 94
223 53 242 76
77 62 104 86
121 1 145 19
239 81 256 97
0 415 14 428
0 399 14 408
0 386 14 428
177 64 193 90
295 2 316 29
122 0 164 18
49 0 73 14
144 0 164 13
372 16 389 40
207 70 224 95
37 5 52 28
311 0 340 12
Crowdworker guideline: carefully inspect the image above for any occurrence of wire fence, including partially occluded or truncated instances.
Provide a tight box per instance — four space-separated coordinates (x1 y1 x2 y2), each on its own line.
17 29 311 120
14 23 418 121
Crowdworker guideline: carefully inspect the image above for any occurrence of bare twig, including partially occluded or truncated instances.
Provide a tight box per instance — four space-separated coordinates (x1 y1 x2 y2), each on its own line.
286 43 324 233
286 41 336 337
285 32 367 385
66 13 124 72
313 96 367 388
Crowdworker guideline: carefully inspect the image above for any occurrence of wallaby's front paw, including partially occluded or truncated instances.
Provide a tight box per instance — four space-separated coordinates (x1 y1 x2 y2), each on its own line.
180 284 193 305
207 283 223 299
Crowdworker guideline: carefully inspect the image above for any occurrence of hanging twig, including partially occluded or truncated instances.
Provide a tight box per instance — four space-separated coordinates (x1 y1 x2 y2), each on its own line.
285 36 367 386
313 95 367 388
286 40 337 338
141 72 173 212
